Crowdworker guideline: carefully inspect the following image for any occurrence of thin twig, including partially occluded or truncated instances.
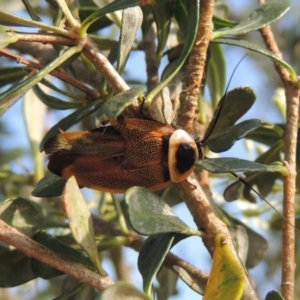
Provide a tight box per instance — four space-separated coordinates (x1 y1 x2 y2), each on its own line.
0 219 115 291
258 1 299 299
15 32 76 46
0 48 100 101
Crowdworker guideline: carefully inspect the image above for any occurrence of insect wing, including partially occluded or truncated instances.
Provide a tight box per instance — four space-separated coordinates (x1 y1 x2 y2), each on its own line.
44 126 125 158
44 119 176 193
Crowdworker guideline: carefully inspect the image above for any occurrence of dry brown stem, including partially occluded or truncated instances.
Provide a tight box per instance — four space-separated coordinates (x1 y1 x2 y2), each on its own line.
258 1 299 299
0 219 115 291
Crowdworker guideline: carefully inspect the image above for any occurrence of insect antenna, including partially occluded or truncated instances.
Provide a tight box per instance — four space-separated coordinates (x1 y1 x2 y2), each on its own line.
201 54 248 144
197 55 299 234
230 171 300 235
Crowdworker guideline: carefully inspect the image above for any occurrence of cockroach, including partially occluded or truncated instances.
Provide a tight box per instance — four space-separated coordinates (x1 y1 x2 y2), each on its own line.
44 117 201 193
43 56 248 194
43 80 299 234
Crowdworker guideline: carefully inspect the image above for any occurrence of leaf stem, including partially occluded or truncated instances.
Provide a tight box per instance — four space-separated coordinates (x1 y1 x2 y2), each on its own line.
56 0 80 29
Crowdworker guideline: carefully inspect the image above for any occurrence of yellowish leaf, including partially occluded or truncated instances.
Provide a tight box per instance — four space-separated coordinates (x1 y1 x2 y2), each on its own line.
203 233 246 300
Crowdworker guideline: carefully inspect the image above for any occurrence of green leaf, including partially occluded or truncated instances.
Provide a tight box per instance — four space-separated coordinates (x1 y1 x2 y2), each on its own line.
245 121 284 146
138 233 188 296
39 97 104 152
156 267 179 300
221 208 268 268
204 87 256 141
0 10 70 36
79 7 112 33
90 35 118 51
0 26 17 49
0 45 82 116
206 43 226 109
0 198 40 237
0 250 36 287
172 265 205 295
265 290 285 300
212 15 237 29
173 0 188 34
203 87 256 141
33 84 82 110
224 140 283 202
125 187 201 236
204 119 262 153
62 176 105 275
32 232 94 279
31 173 67 197
100 282 152 300
146 0 199 105
152 1 174 63
196 157 287 175
228 225 248 265
22 0 42 22
212 38 297 81
95 85 144 122
212 0 290 39
23 88 47 182
203 234 246 300
0 67 28 88
80 0 140 36
117 7 143 73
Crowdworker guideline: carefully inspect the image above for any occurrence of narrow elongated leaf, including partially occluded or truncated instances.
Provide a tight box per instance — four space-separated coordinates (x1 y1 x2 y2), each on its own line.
62 176 104 275
22 0 42 21
196 157 287 175
212 0 290 39
206 43 226 108
125 187 201 236
0 67 28 88
0 10 70 36
0 45 82 116
95 85 144 122
173 0 188 34
212 38 296 81
138 233 188 295
33 84 82 110
146 0 199 105
0 27 17 49
152 2 174 62
100 282 151 300
31 173 67 197
203 87 256 141
24 88 47 181
39 97 104 151
204 119 261 153
203 234 246 300
80 0 140 36
79 7 112 33
117 7 143 73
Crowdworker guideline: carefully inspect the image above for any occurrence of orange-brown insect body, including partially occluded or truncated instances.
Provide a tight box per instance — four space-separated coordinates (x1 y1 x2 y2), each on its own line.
45 118 200 193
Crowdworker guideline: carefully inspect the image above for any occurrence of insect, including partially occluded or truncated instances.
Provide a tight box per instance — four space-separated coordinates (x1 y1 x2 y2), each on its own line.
43 58 252 195
44 117 202 193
